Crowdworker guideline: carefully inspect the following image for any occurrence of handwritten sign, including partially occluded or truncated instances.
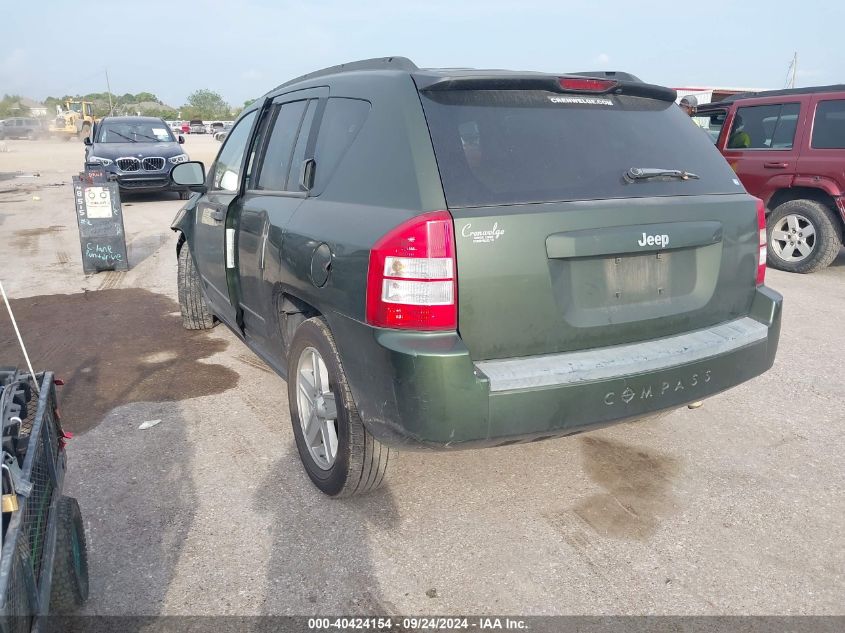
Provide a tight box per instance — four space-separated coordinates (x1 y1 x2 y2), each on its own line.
72 173 129 273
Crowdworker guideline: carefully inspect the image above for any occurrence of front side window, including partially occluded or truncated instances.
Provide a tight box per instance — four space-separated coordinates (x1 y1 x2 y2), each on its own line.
811 99 845 149
727 103 800 150
212 111 258 192
693 110 727 144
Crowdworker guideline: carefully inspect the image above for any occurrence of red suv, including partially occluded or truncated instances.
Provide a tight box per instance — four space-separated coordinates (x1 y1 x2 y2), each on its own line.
696 85 845 272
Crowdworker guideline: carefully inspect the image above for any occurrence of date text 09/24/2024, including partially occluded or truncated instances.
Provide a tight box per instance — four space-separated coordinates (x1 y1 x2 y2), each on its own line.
307 617 528 630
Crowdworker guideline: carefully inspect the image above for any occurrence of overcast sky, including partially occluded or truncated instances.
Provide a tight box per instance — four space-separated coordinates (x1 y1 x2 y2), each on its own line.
2 0 842 108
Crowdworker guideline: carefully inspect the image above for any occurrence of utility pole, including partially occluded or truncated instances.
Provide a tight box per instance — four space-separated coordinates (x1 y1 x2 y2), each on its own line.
790 52 798 89
785 52 798 89
105 68 114 114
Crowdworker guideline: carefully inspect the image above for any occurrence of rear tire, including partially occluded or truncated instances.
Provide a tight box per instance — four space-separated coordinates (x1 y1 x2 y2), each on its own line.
177 242 215 330
288 317 390 497
767 199 842 273
50 496 89 613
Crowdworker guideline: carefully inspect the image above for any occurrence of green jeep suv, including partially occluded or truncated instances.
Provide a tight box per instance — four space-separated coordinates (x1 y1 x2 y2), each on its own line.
171 57 782 497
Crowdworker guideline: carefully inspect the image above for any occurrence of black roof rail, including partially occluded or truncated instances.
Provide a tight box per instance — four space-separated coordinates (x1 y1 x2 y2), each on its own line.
709 83 845 107
571 70 644 83
273 56 418 91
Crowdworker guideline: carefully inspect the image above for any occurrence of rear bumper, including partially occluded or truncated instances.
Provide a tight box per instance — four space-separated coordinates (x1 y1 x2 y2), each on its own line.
329 286 782 450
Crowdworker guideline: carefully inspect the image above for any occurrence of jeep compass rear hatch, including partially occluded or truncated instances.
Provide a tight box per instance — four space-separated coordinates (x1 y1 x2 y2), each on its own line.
416 75 759 361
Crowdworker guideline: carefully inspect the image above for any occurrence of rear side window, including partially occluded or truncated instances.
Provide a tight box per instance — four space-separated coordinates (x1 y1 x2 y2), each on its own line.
812 100 845 149
256 100 308 191
288 100 319 190
728 103 800 150
312 98 370 192
420 90 741 208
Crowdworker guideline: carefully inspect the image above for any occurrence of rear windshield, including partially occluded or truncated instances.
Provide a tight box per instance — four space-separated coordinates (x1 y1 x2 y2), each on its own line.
419 90 743 207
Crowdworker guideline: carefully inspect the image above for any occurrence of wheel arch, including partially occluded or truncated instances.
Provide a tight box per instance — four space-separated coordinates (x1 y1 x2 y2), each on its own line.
274 289 322 355
171 200 197 251
768 187 838 218
175 230 186 255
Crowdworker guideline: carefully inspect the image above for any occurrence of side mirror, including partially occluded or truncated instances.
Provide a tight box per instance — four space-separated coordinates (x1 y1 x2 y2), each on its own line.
171 161 207 192
83 136 92 146
178 135 185 144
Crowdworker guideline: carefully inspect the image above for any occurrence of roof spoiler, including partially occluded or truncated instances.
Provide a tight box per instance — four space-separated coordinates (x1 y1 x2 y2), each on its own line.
417 74 677 103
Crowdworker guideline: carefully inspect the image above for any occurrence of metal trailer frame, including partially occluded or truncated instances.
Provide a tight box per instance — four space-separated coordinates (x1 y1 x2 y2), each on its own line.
0 372 66 633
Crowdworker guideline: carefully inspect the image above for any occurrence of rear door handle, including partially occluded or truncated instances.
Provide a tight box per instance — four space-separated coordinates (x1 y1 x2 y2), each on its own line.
764 161 789 169
209 209 225 221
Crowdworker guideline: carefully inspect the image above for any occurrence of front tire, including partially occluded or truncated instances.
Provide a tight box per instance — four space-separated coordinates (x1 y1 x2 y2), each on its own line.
177 242 215 330
50 496 89 613
767 199 842 273
288 317 390 497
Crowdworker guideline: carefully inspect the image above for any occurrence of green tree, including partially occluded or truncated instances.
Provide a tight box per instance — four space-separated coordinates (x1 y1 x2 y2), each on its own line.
0 94 30 118
138 105 178 119
134 92 159 104
44 96 63 116
183 89 230 119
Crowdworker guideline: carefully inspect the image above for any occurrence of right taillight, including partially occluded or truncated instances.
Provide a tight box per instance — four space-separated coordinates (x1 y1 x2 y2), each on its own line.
755 197 767 285
366 211 457 331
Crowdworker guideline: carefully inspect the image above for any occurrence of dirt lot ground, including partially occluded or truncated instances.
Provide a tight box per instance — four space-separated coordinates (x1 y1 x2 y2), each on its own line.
0 136 843 615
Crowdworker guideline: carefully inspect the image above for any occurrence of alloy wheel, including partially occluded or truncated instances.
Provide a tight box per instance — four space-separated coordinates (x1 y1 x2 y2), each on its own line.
770 213 816 262
296 346 339 470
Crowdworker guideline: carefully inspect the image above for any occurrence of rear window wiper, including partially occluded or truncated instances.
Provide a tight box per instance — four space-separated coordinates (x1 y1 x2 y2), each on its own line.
625 167 700 182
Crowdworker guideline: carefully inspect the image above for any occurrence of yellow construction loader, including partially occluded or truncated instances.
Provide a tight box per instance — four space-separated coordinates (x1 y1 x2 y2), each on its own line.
48 100 98 141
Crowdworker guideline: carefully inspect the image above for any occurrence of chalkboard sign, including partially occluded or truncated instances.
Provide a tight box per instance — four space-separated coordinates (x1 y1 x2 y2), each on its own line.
72 171 129 273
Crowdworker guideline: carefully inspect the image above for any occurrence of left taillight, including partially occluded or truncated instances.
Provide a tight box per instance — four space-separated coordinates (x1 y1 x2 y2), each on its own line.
366 211 457 331
755 197 767 285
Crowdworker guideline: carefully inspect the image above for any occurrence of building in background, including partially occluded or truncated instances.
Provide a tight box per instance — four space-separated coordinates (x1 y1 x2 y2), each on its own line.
673 86 766 107
18 98 47 117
